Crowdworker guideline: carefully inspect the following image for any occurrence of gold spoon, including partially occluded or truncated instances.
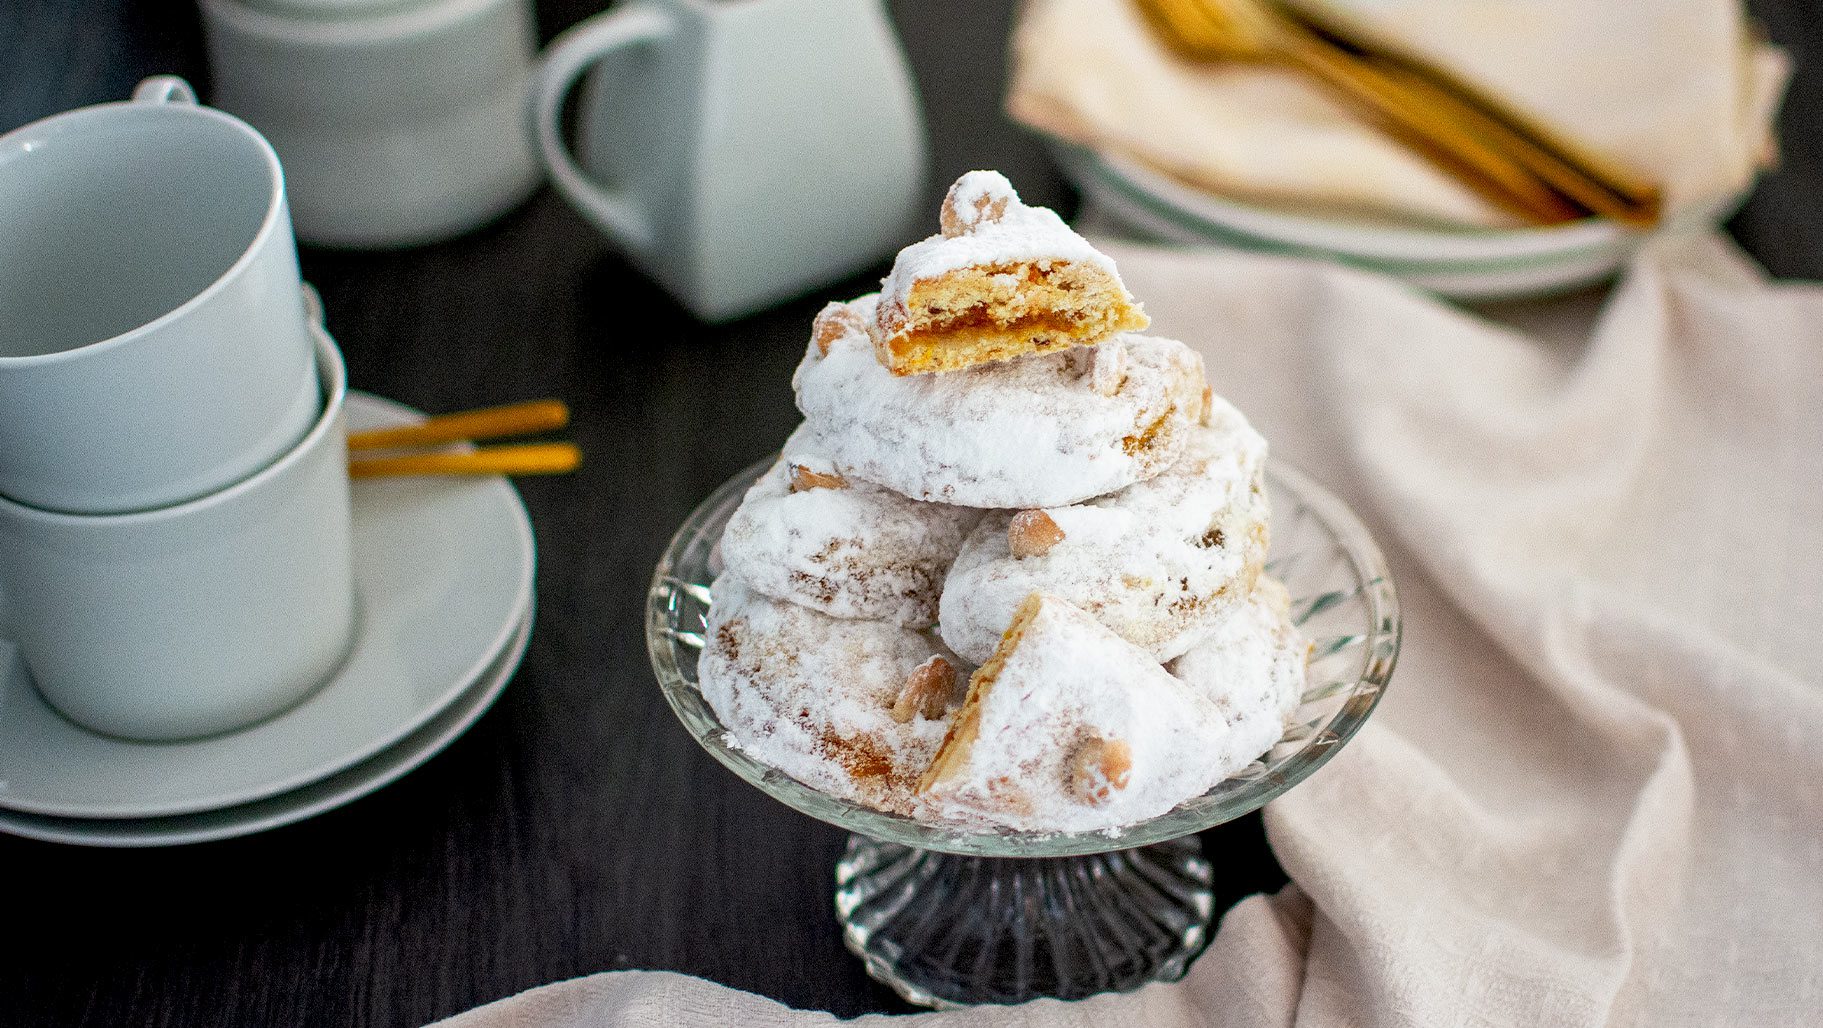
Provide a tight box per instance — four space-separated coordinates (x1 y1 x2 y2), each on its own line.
1285 1 1662 226
1132 0 1661 226
348 442 581 480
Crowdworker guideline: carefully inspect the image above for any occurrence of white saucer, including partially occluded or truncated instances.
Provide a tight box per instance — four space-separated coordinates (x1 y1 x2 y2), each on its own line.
0 392 535 819
1055 144 1742 300
0 609 530 847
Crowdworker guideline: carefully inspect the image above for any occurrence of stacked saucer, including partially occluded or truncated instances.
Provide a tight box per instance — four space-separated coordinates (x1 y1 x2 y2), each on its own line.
0 394 535 847
1055 145 1744 301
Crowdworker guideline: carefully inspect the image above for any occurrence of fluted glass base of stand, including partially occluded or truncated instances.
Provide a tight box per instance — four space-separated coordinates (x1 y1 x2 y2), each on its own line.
835 834 1215 1009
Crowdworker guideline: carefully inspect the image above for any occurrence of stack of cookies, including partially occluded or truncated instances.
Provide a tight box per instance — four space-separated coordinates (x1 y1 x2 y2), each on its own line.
702 172 1307 834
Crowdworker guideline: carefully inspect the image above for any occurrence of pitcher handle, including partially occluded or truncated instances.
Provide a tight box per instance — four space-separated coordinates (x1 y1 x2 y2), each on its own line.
132 75 198 105
529 6 675 252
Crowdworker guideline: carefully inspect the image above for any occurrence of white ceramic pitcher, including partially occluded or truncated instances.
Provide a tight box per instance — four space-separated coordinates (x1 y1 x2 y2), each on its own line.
531 0 929 322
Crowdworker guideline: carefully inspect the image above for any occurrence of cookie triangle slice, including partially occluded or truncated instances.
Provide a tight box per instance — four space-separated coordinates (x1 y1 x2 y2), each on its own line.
873 171 1148 376
918 592 1231 833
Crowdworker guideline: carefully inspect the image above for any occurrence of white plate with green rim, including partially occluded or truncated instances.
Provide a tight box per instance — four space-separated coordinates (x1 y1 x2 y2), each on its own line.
0 392 535 820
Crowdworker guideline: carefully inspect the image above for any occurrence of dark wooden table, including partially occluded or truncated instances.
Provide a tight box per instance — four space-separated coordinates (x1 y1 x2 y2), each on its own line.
1 3 1817 1024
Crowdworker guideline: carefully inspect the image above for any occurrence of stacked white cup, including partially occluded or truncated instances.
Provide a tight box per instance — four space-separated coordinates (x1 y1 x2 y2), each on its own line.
0 78 357 742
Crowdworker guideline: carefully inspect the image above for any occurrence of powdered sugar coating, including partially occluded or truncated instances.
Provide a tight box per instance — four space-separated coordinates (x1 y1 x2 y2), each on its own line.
1168 577 1309 769
878 171 1130 338
719 427 982 627
939 404 1270 664
699 575 959 816
794 296 1206 508
921 594 1244 833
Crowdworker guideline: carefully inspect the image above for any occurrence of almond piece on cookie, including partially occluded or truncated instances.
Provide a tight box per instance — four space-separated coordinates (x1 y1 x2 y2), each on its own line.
812 301 869 357
891 655 959 723
1007 510 1065 558
872 171 1148 376
1065 736 1133 805
787 464 849 492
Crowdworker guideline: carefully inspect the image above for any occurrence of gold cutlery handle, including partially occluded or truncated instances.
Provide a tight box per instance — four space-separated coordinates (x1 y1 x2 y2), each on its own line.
1360 58 1661 227
346 399 572 452
1282 35 1585 224
1280 1 1661 224
1132 0 1665 227
349 443 582 479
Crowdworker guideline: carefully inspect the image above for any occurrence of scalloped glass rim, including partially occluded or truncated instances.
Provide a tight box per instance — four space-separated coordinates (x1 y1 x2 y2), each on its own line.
647 457 1401 858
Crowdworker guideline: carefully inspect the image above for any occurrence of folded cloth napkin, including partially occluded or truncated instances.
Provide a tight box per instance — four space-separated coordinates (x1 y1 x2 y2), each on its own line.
1009 0 1789 228
433 236 1823 1026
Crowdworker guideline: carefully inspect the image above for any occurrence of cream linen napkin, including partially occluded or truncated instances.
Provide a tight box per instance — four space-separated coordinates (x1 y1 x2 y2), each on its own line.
433 235 1823 1026
1009 0 1789 227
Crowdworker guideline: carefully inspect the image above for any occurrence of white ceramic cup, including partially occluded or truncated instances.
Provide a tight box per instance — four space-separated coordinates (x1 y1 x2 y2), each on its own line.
530 0 928 322
199 0 542 248
0 319 356 742
0 76 320 515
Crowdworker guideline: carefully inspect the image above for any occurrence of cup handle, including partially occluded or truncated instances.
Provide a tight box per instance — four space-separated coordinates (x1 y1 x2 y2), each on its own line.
301 282 326 329
132 75 198 105
530 6 675 252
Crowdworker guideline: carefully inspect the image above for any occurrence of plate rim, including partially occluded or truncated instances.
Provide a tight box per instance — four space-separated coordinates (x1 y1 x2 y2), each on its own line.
1074 144 1634 265
1076 174 1633 300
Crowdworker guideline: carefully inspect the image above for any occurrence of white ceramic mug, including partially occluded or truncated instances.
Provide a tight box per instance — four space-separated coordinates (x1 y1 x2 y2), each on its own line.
531 0 929 322
0 76 319 515
0 319 356 742
200 0 542 248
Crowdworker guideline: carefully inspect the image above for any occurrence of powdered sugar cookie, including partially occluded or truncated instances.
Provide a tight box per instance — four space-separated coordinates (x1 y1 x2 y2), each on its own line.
873 171 1148 375
794 296 1206 508
719 427 982 628
700 575 964 816
1167 576 1309 767
919 593 1243 833
938 400 1270 664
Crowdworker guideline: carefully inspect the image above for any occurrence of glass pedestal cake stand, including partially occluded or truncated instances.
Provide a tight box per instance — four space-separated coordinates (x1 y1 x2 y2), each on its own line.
647 458 1400 1009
